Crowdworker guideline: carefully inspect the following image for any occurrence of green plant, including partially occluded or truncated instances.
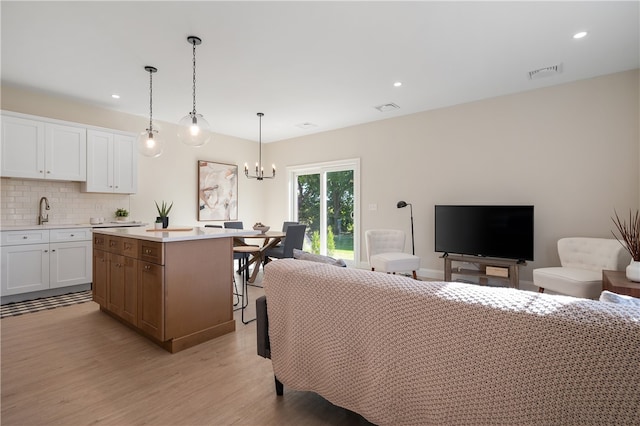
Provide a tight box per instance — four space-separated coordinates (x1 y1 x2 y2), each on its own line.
155 201 173 218
612 209 640 261
327 226 336 256
115 208 129 217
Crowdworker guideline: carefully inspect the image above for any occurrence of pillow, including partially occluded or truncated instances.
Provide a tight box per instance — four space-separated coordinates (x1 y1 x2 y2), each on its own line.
599 290 640 308
293 249 347 267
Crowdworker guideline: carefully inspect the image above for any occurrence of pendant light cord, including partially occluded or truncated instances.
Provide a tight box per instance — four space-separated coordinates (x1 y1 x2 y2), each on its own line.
192 40 197 114
148 69 154 131
259 113 263 175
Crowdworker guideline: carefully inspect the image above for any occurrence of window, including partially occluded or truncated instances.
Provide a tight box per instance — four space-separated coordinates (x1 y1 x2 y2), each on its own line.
288 159 360 265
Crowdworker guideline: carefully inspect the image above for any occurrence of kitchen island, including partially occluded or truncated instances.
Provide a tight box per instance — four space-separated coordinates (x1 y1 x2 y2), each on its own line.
92 226 259 353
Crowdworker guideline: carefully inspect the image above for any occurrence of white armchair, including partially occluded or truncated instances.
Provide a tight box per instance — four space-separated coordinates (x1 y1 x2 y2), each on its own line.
533 237 631 299
365 229 420 279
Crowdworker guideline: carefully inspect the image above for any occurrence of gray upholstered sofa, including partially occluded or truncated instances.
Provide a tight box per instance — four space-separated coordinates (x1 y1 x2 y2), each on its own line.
257 259 640 426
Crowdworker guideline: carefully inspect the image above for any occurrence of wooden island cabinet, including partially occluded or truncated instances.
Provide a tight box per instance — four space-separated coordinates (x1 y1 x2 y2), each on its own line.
92 226 258 353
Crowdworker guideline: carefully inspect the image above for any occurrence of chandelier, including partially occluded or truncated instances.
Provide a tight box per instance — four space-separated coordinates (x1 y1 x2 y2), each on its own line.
245 112 275 180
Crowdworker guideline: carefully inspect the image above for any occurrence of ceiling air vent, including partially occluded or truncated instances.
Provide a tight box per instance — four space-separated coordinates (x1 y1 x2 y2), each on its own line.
528 63 563 80
374 102 400 112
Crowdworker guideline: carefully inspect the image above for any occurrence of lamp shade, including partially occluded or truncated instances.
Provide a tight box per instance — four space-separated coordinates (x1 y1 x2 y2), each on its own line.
177 112 211 147
137 129 163 158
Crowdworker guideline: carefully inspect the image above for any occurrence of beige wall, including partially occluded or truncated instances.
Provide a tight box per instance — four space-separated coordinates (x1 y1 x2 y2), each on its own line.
0 85 267 229
2 69 639 282
264 69 640 280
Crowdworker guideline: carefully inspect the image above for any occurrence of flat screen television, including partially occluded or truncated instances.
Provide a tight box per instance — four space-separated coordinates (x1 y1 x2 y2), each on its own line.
434 205 534 261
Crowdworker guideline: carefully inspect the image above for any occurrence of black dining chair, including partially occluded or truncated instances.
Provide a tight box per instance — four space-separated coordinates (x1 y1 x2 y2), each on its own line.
264 224 306 263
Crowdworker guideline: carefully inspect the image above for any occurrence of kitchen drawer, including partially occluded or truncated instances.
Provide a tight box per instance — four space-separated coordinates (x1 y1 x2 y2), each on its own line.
1 229 49 246
139 241 164 265
50 228 91 242
93 233 107 250
121 238 138 258
106 236 124 254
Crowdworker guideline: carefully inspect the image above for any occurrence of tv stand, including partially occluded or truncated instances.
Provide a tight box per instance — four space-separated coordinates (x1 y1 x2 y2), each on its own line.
443 254 525 289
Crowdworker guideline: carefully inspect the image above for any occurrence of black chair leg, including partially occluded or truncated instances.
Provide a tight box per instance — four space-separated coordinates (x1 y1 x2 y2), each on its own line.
241 254 256 324
275 376 283 396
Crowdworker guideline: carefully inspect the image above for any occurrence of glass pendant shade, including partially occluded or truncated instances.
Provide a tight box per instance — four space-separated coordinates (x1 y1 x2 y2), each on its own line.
177 112 211 147
137 129 163 158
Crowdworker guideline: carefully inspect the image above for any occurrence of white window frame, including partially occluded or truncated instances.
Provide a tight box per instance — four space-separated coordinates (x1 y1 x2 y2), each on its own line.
287 158 360 266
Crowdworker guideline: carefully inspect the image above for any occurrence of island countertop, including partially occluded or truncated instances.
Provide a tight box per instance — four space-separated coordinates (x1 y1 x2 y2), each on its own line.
92 225 260 242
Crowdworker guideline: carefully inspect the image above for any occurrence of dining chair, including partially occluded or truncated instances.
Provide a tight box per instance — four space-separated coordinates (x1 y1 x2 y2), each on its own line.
270 221 299 250
264 224 307 262
224 221 261 324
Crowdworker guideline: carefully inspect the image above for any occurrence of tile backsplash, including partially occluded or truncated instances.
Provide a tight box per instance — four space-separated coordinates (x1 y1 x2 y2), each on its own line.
0 178 131 226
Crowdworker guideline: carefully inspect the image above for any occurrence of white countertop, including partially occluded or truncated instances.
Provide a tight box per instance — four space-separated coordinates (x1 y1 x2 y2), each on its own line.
92 226 261 242
1 222 147 231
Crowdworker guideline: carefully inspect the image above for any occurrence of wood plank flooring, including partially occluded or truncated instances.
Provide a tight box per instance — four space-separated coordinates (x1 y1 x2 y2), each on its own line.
1 280 372 426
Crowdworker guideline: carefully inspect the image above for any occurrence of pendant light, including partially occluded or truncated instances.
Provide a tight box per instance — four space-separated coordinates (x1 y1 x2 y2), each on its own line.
177 36 211 147
244 112 276 180
138 66 163 158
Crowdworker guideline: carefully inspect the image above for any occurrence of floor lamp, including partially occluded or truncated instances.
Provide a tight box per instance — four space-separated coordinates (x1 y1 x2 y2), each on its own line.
396 201 415 255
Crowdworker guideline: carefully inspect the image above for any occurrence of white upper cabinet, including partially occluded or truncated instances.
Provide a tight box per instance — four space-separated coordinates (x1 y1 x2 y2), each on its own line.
82 129 137 194
1 114 86 181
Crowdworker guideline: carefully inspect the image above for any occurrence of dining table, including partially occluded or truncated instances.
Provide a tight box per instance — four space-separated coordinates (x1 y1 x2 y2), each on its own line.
234 231 286 283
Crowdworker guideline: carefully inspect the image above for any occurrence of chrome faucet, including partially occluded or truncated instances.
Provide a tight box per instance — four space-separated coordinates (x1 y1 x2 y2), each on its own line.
38 196 50 225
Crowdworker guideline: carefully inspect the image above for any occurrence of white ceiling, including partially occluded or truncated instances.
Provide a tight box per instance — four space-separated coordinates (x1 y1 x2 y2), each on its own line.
1 1 639 143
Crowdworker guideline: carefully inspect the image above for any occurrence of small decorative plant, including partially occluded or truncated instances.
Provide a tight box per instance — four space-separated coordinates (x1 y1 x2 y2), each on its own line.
155 201 173 218
612 210 640 261
115 208 129 218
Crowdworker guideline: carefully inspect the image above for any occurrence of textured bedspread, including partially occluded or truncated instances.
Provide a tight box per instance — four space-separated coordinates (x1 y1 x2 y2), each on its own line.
263 259 640 426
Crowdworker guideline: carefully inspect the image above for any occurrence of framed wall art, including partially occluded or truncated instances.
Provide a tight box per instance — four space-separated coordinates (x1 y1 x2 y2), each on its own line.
198 160 238 221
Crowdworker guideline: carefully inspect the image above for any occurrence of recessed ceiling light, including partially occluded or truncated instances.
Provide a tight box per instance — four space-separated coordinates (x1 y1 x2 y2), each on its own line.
111 94 120 99
393 81 402 87
573 31 588 39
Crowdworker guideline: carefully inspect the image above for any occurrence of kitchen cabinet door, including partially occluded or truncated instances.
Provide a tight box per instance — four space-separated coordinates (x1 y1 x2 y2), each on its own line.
49 240 92 289
113 134 137 194
93 249 108 308
1 243 49 296
44 123 87 181
1 115 45 179
138 261 164 341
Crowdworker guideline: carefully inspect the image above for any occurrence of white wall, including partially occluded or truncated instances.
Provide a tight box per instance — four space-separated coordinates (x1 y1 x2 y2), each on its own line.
2 69 638 282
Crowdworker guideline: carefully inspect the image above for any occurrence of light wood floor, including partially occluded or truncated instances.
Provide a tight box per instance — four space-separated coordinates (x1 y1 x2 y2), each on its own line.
1 275 372 426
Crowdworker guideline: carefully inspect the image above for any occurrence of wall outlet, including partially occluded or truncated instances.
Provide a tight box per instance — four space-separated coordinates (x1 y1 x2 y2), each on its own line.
368 203 377 211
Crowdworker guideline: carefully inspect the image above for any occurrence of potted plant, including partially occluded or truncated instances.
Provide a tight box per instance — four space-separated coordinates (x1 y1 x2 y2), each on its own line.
612 209 640 282
155 201 173 229
115 208 129 222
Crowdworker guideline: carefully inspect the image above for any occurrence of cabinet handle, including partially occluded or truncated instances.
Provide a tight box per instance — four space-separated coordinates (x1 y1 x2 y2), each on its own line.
23 236 28 239
39 170 43 173
44 249 48 253
47 171 51 174
51 249 56 253
144 265 151 271
70 234 75 237
144 249 151 254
